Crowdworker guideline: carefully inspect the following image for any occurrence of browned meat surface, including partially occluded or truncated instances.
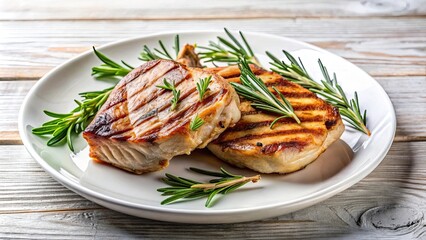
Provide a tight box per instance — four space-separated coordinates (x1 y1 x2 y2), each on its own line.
207 65 345 174
83 60 241 174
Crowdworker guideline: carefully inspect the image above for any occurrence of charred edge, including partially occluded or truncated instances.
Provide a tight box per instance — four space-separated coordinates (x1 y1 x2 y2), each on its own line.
325 106 341 129
86 99 130 131
227 116 326 132
84 111 114 134
92 122 132 138
215 128 325 145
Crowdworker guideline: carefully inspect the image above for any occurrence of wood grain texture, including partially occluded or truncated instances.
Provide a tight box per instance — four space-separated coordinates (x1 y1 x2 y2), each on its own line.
1 0 425 20
0 80 32 144
2 0 425 238
0 142 425 239
1 18 425 80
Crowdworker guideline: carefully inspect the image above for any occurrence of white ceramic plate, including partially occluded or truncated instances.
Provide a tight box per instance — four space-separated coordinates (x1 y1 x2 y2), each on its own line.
19 31 396 223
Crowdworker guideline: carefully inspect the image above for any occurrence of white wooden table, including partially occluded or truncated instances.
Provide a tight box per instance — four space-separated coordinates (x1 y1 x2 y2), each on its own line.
1 1 426 239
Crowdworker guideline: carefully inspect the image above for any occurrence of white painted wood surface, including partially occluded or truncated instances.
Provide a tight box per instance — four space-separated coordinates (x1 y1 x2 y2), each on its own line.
1 1 425 239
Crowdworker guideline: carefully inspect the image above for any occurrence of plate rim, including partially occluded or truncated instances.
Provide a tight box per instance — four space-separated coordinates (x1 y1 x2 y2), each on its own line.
18 30 397 217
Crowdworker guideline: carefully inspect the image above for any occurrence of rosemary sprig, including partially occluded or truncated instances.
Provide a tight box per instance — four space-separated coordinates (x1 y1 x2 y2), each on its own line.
91 47 133 78
32 86 113 151
267 50 370 135
139 35 180 62
189 115 204 131
231 58 300 128
156 79 181 110
198 28 260 66
195 75 212 101
157 167 260 207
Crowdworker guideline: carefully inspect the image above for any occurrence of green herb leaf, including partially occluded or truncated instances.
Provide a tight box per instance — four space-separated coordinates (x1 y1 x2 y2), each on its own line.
31 86 114 151
91 47 133 79
189 115 204 131
198 28 260 66
267 50 370 135
195 75 212 101
231 58 300 128
156 79 180 110
139 35 180 62
157 167 260 207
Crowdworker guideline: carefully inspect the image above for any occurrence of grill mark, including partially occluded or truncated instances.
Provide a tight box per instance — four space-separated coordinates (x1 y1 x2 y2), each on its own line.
215 128 325 145
132 83 198 128
138 89 226 142
164 89 227 135
262 141 309 154
85 88 132 135
94 123 132 138
97 72 224 142
102 86 128 110
221 72 241 79
128 67 189 116
126 64 179 103
272 91 317 98
265 78 298 88
117 60 161 88
162 89 226 132
240 102 328 116
94 61 163 121
227 116 326 132
241 110 261 116
102 60 162 109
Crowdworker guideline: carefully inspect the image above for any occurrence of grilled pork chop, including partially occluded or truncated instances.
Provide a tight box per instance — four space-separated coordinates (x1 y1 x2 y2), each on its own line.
207 65 345 174
83 59 241 174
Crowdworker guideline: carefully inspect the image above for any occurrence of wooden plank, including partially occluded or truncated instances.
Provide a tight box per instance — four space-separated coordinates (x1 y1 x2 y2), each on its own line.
0 81 33 143
1 18 425 80
375 76 426 138
0 131 21 145
1 0 425 20
0 142 425 239
1 74 425 142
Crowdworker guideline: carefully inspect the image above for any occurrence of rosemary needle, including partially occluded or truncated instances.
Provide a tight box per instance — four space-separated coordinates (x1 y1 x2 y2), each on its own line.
195 75 212 101
157 167 260 207
139 35 180 62
231 58 300 128
267 50 370 135
91 47 133 78
32 86 113 151
198 28 261 66
189 115 204 131
156 78 181 110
